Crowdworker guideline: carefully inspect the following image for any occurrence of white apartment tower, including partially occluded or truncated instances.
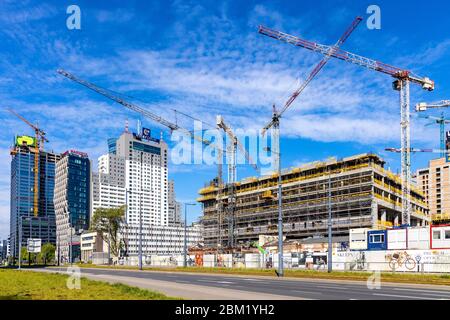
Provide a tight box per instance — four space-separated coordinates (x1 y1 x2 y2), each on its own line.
92 129 170 256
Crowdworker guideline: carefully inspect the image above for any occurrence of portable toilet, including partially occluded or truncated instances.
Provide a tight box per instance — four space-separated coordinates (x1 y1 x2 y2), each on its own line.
367 230 387 250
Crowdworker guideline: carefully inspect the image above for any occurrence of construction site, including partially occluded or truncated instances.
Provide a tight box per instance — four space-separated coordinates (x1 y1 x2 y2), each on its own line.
198 153 429 250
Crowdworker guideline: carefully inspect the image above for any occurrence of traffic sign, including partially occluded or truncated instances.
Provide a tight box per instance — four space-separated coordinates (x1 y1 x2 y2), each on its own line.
27 238 42 253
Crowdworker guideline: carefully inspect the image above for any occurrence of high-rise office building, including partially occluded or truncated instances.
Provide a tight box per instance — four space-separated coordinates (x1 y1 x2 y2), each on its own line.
54 150 91 263
91 128 202 259
168 180 182 226
92 128 168 255
9 135 60 260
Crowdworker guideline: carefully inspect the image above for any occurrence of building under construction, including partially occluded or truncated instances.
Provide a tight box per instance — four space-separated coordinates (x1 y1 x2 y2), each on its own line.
9 136 60 259
198 154 429 249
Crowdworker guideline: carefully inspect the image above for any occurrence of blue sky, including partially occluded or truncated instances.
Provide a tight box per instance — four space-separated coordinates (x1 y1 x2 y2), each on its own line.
1 0 450 240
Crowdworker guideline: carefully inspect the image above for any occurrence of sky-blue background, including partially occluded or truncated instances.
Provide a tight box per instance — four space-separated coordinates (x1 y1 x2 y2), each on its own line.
1 0 450 240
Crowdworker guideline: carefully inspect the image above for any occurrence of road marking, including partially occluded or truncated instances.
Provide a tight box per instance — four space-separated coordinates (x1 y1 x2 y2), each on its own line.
242 278 263 281
197 279 225 283
373 293 437 300
315 285 344 290
290 290 322 295
393 288 450 295
217 281 235 284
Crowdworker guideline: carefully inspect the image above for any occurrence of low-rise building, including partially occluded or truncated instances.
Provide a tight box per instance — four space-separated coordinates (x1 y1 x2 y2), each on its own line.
80 231 108 263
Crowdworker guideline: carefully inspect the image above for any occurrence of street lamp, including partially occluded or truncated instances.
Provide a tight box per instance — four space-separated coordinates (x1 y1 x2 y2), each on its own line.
263 146 283 277
18 216 31 270
184 203 197 268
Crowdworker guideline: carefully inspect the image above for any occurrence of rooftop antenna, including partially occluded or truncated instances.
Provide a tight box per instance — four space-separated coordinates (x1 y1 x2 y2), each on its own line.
125 119 129 133
137 119 141 136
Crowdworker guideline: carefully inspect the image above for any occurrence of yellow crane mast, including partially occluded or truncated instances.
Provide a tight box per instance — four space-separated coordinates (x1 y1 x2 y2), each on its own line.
8 109 48 217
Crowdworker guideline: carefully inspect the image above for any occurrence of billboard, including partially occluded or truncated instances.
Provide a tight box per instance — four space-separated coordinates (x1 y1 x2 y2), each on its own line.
27 238 41 253
16 135 36 147
142 127 151 140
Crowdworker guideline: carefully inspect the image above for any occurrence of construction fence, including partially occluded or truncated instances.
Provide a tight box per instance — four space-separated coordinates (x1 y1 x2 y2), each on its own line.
114 249 450 273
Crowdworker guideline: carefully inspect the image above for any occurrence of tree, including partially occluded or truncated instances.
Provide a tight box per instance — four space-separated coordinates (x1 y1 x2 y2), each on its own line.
90 206 126 262
20 247 28 263
38 243 55 265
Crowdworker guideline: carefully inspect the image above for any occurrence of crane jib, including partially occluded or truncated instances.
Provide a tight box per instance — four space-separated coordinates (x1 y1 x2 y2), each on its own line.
258 25 433 88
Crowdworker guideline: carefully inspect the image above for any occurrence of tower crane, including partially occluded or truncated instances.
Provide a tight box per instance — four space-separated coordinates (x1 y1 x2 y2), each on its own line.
385 147 450 154
58 69 258 250
261 16 363 172
8 109 49 217
416 100 450 158
259 22 434 226
419 114 450 158
57 69 217 148
216 115 259 248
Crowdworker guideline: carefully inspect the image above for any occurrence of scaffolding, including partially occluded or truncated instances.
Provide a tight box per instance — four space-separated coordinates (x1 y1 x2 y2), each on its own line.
198 154 429 249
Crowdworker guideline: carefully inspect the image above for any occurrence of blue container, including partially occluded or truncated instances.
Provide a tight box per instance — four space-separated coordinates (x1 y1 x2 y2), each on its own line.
367 230 388 250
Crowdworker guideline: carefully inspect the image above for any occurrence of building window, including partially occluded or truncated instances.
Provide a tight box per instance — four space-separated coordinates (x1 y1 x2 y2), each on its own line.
433 230 441 240
370 234 384 243
446 230 450 240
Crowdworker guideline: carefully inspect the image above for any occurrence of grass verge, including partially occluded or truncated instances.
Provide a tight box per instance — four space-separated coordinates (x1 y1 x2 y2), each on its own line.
0 269 178 300
75 264 450 286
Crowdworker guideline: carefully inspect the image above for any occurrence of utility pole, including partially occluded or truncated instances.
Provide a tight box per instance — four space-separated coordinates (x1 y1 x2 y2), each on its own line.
327 174 332 273
18 217 22 270
70 218 73 266
277 146 283 277
264 146 283 276
184 203 196 268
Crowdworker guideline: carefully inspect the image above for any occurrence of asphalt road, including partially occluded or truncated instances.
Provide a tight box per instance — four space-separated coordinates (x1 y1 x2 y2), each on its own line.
42 267 450 300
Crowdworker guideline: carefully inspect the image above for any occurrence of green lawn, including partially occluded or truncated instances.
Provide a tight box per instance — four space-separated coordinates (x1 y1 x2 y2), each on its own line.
0 269 177 300
76 264 450 286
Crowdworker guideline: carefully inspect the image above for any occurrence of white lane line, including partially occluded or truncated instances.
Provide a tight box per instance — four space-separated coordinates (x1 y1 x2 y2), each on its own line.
315 285 344 290
393 288 450 295
373 293 437 300
242 278 263 281
198 279 235 284
291 290 322 295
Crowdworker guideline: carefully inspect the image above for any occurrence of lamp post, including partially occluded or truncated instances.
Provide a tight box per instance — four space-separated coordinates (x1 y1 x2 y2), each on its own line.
18 216 31 270
327 174 333 273
18 217 22 270
184 203 197 268
264 146 283 277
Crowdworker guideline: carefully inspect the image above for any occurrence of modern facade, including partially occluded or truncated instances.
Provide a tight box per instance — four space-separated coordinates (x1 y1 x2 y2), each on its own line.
121 223 203 256
168 180 182 226
0 240 7 261
54 150 91 263
417 157 450 223
198 154 429 249
9 136 60 260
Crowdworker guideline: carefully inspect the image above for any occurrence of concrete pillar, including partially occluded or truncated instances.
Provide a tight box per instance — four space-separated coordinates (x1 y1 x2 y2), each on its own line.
394 215 399 226
381 209 387 224
371 201 378 228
